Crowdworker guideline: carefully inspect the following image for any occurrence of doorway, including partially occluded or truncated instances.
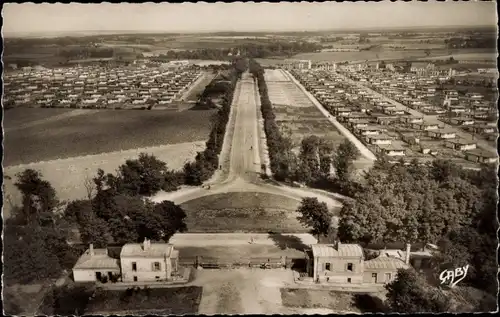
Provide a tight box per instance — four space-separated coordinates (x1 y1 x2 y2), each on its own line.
371 273 378 283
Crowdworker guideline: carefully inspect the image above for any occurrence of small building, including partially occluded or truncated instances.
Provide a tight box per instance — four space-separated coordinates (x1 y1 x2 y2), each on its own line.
363 256 409 284
376 144 406 157
400 132 420 145
366 134 393 145
307 243 364 284
72 244 121 282
426 128 456 139
120 238 179 283
357 126 382 136
464 149 498 164
444 139 477 151
450 117 475 126
412 122 439 131
306 242 410 285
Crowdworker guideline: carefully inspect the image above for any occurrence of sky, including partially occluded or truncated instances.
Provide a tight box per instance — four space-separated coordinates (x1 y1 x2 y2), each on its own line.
2 1 498 35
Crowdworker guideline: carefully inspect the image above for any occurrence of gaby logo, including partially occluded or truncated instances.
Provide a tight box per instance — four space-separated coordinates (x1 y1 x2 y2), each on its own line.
439 265 469 288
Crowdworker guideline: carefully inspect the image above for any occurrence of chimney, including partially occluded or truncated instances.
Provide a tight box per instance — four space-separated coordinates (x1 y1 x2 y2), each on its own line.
336 241 342 250
89 244 94 256
405 243 411 265
143 238 150 250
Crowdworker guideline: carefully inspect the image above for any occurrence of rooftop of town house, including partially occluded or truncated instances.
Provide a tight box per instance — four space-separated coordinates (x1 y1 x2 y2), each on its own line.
446 138 477 145
311 243 364 258
120 239 175 258
73 247 120 270
364 255 409 270
367 133 393 140
376 144 406 151
465 148 498 158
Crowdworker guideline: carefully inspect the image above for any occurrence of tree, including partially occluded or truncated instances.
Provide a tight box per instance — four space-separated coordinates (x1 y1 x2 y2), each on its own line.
79 213 113 248
83 173 96 200
153 200 188 242
118 153 169 196
332 140 360 183
385 269 451 313
14 169 59 225
296 197 331 241
3 226 62 284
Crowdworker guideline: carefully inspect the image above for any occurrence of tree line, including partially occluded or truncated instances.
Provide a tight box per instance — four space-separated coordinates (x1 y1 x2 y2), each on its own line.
249 59 362 194
336 158 498 297
150 41 322 62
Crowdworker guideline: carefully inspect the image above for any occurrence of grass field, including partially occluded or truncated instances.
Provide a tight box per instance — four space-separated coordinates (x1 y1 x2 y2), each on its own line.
179 192 306 233
85 286 203 315
3 141 206 219
264 69 346 150
4 108 216 166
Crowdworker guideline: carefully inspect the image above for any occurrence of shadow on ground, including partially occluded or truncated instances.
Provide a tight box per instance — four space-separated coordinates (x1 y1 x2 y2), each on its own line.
351 294 388 313
268 232 308 252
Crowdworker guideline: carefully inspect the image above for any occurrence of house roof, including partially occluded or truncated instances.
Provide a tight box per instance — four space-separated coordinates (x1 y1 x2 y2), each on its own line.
120 242 174 258
73 248 120 270
364 255 409 270
311 243 363 258
465 148 498 158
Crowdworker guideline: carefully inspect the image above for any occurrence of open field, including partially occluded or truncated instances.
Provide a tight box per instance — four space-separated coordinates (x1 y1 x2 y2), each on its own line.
417 52 497 61
292 48 494 62
3 108 77 129
85 286 203 315
281 288 387 313
178 244 305 260
4 108 216 166
3 142 205 219
264 69 346 150
179 192 307 233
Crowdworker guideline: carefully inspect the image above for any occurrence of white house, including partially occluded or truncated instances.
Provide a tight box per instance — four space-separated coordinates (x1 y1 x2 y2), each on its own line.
72 245 121 282
120 239 179 283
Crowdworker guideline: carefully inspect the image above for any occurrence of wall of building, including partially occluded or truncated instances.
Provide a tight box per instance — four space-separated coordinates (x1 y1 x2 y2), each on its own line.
363 269 398 284
313 257 364 284
120 257 171 282
73 268 120 282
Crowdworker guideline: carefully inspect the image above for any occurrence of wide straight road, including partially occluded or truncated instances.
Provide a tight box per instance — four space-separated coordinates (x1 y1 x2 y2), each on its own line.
227 72 262 183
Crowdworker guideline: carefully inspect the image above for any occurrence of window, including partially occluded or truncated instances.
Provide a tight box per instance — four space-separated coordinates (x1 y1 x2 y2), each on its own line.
155 276 160 279
347 278 352 283
153 262 161 271
325 263 331 271
385 273 392 282
347 263 353 271
133 276 138 282
132 262 137 271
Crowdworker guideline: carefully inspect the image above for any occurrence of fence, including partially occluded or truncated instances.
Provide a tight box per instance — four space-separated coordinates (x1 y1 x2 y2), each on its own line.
178 256 307 270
